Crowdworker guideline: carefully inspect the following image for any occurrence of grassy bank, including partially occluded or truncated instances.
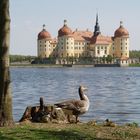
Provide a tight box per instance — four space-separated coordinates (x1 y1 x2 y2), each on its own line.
129 64 140 67
0 122 140 140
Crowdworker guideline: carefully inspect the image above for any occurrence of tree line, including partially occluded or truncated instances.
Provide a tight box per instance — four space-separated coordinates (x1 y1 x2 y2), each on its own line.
129 50 140 58
10 51 140 63
10 55 36 63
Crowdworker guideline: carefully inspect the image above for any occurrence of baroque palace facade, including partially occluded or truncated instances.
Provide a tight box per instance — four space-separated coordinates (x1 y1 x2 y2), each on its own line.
37 15 129 64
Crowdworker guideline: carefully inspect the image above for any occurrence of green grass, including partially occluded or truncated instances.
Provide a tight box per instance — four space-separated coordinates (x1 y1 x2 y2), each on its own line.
129 63 140 67
0 123 140 140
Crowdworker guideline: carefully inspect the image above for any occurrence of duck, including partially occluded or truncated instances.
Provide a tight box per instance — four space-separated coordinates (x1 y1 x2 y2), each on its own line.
54 85 90 123
104 119 117 127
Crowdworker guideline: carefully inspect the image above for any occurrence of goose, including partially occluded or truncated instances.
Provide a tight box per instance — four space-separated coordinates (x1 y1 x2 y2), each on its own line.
54 85 90 123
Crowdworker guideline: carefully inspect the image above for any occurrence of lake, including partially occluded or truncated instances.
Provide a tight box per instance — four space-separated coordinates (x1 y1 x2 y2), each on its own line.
11 67 140 124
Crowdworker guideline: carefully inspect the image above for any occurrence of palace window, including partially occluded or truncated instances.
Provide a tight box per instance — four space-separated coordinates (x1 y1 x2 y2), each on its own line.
97 50 100 54
74 53 78 57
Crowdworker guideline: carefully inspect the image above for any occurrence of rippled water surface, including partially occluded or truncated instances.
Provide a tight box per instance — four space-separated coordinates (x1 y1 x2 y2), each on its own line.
11 67 140 124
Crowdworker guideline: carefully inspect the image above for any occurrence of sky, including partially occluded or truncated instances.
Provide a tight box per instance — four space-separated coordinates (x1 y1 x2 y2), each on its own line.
10 0 140 56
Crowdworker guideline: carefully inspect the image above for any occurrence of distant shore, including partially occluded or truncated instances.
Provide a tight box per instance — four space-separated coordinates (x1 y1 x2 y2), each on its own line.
10 64 94 68
10 64 63 68
10 63 140 68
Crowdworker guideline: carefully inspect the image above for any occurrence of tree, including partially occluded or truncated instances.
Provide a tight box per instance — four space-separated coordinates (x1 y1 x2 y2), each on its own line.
129 50 140 58
0 0 14 126
102 56 106 64
106 55 112 64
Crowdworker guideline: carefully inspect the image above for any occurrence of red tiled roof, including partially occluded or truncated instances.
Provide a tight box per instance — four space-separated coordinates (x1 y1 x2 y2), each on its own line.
38 29 51 40
90 34 112 45
120 57 129 60
58 25 72 37
114 26 129 38
72 30 93 41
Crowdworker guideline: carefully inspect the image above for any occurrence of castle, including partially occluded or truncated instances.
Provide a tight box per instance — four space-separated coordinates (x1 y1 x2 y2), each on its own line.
37 14 129 65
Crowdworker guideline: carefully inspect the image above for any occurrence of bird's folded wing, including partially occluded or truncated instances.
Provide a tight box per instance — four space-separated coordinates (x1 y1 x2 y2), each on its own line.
55 101 80 111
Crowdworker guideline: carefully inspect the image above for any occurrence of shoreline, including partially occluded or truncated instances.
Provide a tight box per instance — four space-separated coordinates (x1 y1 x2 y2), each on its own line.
10 64 94 68
10 63 140 68
0 122 140 139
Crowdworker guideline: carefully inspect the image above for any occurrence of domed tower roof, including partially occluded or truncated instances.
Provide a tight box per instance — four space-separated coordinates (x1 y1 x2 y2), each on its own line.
58 20 72 37
114 21 129 38
38 24 51 40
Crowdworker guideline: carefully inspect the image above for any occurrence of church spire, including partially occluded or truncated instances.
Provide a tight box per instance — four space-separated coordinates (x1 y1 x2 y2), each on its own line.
96 13 98 24
94 13 101 36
